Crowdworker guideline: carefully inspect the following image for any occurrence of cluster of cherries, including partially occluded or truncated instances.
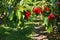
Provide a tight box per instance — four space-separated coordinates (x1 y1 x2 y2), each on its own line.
24 6 55 22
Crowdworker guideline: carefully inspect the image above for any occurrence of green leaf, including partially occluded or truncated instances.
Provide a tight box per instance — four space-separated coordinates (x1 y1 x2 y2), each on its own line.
24 0 28 4
8 11 14 21
18 21 21 26
19 6 24 12
42 17 48 26
20 0 24 5
25 5 31 11
7 5 14 21
51 0 55 3
46 24 52 33
17 4 24 12
16 10 21 20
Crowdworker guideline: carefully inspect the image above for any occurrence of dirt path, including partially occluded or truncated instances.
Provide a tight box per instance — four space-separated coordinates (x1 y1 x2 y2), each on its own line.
31 16 48 40
31 16 60 40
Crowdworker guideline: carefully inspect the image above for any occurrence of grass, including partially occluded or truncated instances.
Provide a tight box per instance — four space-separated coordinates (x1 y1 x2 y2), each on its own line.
0 19 35 40
0 15 41 40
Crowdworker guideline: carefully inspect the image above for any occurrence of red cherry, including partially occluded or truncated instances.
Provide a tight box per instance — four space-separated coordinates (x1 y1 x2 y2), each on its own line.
44 6 49 11
24 11 30 19
33 7 40 13
37 9 43 14
48 13 55 21
33 7 43 15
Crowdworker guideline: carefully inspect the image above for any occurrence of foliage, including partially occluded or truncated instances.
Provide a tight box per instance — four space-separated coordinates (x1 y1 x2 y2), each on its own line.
0 0 59 38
